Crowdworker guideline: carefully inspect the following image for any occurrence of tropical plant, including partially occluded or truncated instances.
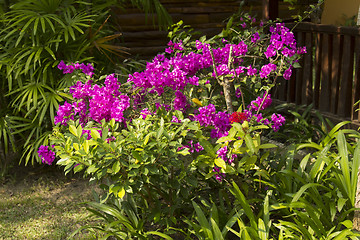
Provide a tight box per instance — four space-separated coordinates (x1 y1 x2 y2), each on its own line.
72 194 174 239
0 0 172 177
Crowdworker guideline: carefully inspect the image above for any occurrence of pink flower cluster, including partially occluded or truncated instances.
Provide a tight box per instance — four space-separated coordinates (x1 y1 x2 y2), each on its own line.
181 140 204 153
58 61 94 77
55 73 130 125
38 145 55 165
127 41 249 110
193 104 231 139
248 92 272 111
165 40 184 54
246 92 285 131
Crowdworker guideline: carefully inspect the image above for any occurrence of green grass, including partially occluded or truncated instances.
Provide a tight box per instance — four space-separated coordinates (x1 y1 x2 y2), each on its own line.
0 165 102 239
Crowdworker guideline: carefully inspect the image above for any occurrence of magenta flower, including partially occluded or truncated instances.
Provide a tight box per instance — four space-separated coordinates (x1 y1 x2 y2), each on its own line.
249 92 272 111
271 113 286 131
283 66 293 80
260 63 277 78
38 145 55 165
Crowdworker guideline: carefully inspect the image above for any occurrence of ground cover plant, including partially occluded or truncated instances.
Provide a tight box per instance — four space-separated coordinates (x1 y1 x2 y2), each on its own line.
38 10 360 240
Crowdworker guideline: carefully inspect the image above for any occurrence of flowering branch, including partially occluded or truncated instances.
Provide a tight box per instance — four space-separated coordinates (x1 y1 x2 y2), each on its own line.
223 45 234 114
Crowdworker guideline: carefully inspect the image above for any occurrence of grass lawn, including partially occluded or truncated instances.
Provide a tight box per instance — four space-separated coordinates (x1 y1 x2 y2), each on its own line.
0 165 101 239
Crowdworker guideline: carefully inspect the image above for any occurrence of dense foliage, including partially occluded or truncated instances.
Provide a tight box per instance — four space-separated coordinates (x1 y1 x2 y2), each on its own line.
0 0 171 178
38 11 360 240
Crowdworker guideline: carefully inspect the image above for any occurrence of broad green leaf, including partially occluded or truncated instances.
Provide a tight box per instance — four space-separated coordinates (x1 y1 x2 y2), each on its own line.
83 140 89 154
156 118 164 140
215 158 226 169
210 218 224 240
118 187 125 199
244 134 255 154
233 139 243 150
69 125 77 137
90 129 101 139
73 143 79 151
77 125 83 138
87 165 98 174
258 218 266 240
112 161 120 173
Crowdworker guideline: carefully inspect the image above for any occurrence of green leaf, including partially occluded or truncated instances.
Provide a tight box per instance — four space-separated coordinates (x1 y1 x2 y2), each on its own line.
44 46 56 60
73 143 79 151
112 161 120 174
102 127 109 141
83 140 89 154
192 201 212 239
90 129 100 139
69 125 77 137
215 158 226 169
77 125 83 138
86 202 133 230
210 218 224 240
230 182 257 230
258 143 277 149
147 231 173 240
351 141 360 206
233 139 243 150
258 218 266 240
87 165 98 174
322 121 350 146
118 187 125 199
291 183 324 202
244 134 255 154
336 131 351 200
198 139 216 158
156 117 164 140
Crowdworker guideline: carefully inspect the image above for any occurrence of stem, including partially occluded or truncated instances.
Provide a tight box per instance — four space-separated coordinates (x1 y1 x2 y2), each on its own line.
255 58 283 116
223 45 234 114
231 61 246 111
208 46 223 87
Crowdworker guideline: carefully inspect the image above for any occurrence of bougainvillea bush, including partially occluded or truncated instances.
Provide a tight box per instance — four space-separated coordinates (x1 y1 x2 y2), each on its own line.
36 14 360 239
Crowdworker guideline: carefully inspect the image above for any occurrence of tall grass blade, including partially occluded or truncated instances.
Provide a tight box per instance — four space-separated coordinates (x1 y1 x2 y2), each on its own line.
192 201 213 239
336 131 351 202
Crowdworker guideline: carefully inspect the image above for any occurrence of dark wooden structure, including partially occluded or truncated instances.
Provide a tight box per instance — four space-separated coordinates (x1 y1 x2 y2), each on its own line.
112 0 306 57
113 0 244 57
272 22 360 126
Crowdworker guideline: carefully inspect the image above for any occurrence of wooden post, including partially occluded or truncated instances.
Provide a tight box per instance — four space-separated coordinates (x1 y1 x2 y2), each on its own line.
357 5 360 26
262 0 279 20
354 168 360 231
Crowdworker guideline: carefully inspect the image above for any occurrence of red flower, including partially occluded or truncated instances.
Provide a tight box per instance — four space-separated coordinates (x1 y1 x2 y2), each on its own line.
229 112 248 124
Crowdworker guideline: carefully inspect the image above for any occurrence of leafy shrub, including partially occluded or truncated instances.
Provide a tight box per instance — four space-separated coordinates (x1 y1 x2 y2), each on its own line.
37 11 360 240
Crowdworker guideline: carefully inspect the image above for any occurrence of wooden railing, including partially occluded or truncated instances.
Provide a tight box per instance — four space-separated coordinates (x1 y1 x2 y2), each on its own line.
272 23 360 126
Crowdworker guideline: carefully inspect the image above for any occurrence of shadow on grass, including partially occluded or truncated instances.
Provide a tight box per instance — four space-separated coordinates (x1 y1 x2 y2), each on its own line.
0 164 102 239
